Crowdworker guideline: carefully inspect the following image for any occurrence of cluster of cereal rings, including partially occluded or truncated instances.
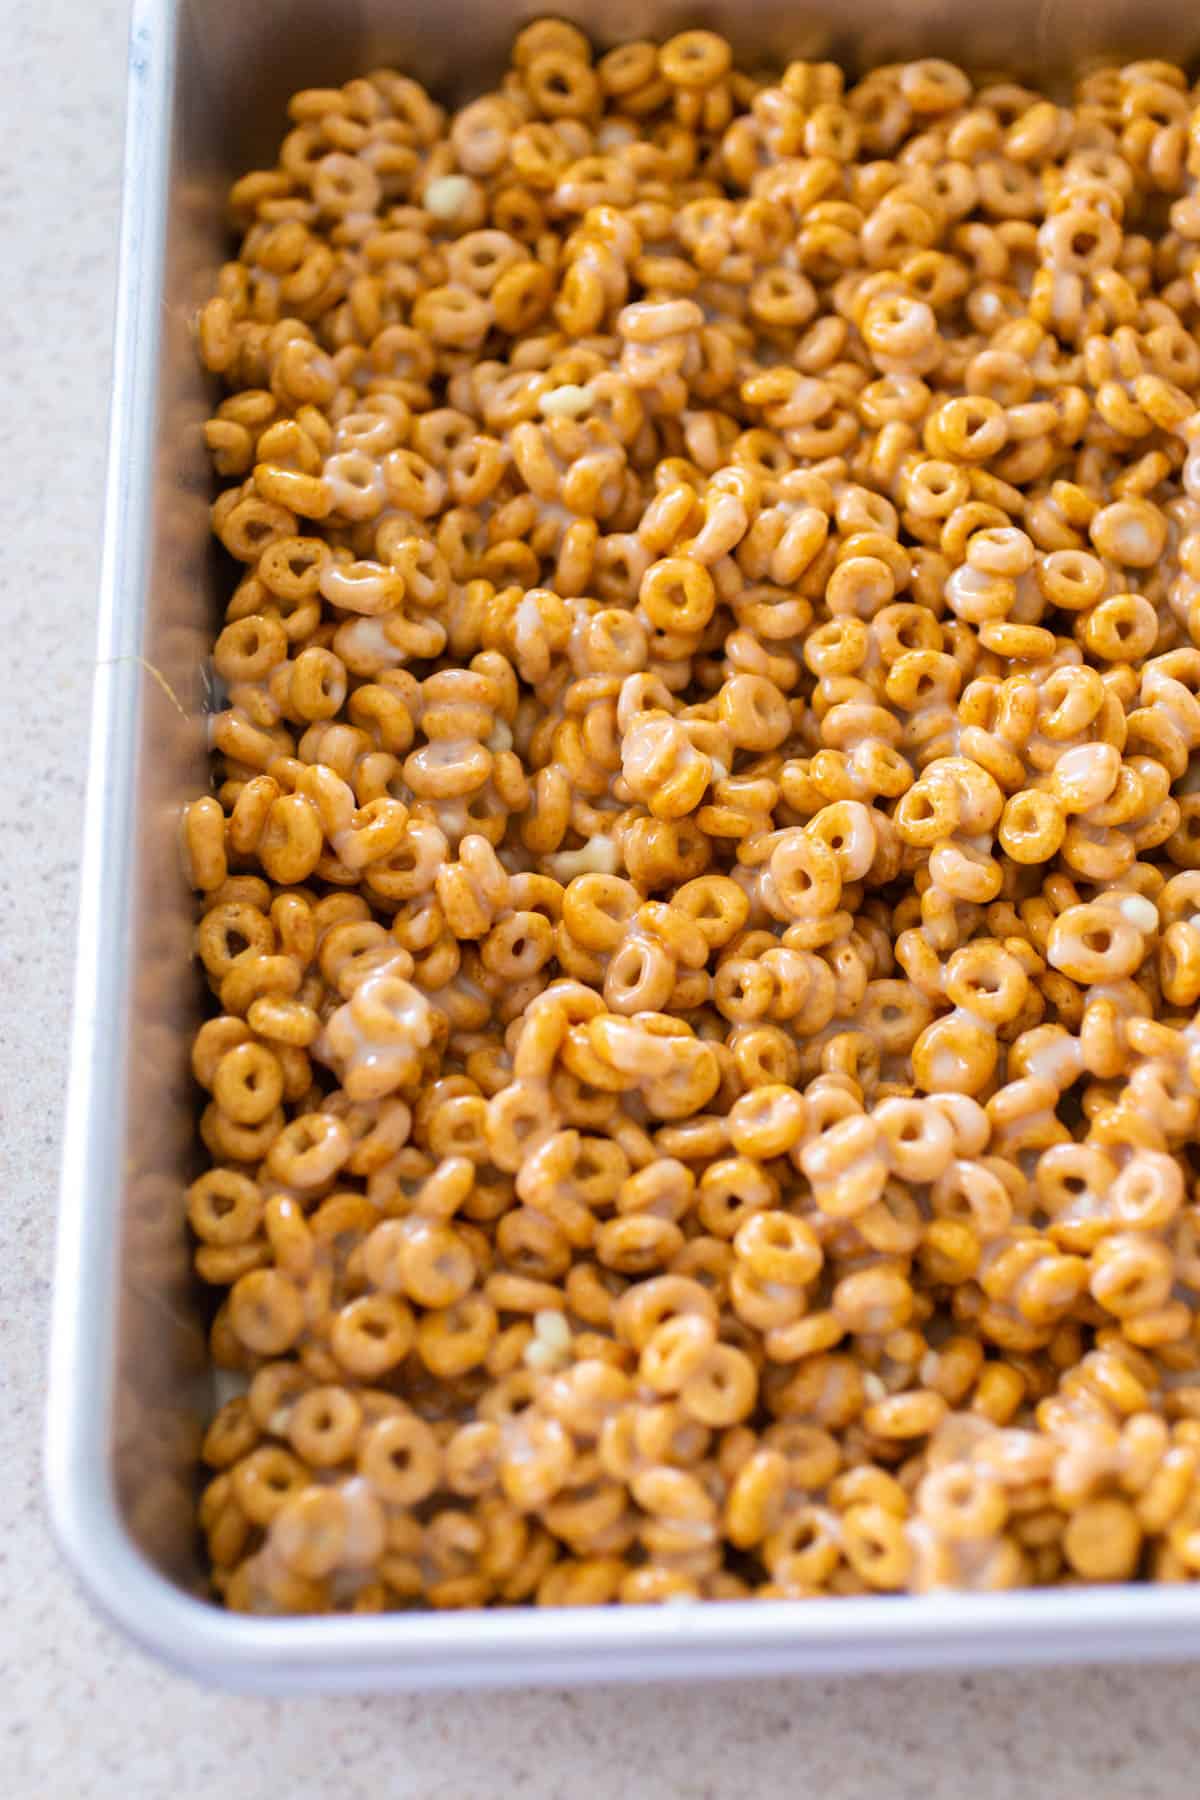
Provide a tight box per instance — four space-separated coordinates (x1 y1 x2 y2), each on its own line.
185 22 1200 1611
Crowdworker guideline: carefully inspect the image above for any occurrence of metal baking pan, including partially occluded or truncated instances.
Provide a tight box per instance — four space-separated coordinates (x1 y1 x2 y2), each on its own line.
45 0 1200 1693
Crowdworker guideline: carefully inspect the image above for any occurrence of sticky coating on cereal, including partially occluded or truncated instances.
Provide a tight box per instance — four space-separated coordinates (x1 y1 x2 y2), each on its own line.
185 24 1200 1612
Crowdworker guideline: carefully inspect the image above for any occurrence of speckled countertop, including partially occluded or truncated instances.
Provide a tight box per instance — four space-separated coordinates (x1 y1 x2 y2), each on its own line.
4 0 1200 1790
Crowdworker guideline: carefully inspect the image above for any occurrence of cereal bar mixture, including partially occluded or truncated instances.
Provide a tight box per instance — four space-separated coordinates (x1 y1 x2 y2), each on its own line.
185 23 1200 1609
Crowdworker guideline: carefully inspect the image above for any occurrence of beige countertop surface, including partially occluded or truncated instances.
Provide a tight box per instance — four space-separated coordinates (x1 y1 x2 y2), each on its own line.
5 0 1200 1790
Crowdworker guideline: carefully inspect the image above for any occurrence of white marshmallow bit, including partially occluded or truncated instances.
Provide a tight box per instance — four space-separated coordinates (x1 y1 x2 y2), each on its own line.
547 834 620 880
534 1309 571 1351
424 174 472 219
538 383 596 419
524 1310 571 1371
1118 894 1159 934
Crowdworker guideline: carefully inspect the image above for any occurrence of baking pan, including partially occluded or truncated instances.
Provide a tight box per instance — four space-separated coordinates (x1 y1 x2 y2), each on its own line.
45 0 1200 1692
